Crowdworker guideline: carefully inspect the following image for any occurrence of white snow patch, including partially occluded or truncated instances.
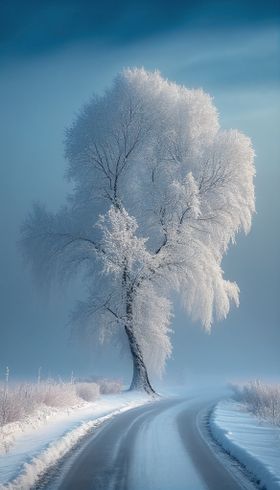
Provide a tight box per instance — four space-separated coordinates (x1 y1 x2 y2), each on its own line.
0 402 87 455
210 399 280 490
0 392 151 489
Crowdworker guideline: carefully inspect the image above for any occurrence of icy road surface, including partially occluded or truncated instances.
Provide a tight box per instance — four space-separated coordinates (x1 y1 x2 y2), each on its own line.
48 395 256 490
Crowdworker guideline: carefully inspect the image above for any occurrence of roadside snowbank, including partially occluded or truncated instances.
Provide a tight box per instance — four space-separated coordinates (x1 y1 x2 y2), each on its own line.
210 399 280 490
0 392 151 489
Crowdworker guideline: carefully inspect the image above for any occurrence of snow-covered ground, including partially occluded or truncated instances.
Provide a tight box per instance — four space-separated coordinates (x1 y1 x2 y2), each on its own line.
0 392 151 489
210 399 280 490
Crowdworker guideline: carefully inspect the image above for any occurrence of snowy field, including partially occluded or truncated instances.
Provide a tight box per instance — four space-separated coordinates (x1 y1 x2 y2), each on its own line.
0 392 151 489
210 399 280 490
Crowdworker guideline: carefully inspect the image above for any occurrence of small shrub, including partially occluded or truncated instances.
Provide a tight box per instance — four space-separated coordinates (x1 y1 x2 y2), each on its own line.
231 380 280 426
99 379 122 394
0 380 79 425
35 381 79 407
0 383 36 426
75 382 100 402
76 376 123 395
0 376 122 427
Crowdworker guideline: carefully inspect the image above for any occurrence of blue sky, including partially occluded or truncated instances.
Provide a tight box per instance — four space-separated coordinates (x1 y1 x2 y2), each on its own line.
0 0 279 383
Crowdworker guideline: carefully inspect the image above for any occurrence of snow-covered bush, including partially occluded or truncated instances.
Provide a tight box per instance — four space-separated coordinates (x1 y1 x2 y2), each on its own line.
0 384 36 425
35 381 80 407
0 377 123 427
99 379 122 394
231 380 280 426
0 381 80 425
75 382 100 401
77 376 123 394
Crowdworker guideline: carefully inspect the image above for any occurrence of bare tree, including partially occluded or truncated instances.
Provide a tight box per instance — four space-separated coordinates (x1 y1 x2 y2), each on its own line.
21 68 255 394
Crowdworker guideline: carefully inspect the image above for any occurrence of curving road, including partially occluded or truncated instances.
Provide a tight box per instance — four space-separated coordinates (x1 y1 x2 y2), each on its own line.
49 395 253 490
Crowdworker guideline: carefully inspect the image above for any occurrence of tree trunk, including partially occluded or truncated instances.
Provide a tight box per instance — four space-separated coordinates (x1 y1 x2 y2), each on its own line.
123 279 156 395
124 324 156 395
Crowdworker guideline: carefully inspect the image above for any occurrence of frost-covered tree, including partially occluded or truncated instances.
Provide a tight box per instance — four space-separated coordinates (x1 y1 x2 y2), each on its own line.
22 68 255 394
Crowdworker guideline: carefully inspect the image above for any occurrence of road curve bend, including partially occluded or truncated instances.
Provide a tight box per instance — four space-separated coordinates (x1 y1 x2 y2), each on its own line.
47 395 253 490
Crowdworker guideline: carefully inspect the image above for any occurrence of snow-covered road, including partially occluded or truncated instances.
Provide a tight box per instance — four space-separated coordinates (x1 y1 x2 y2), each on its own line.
46 395 255 490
